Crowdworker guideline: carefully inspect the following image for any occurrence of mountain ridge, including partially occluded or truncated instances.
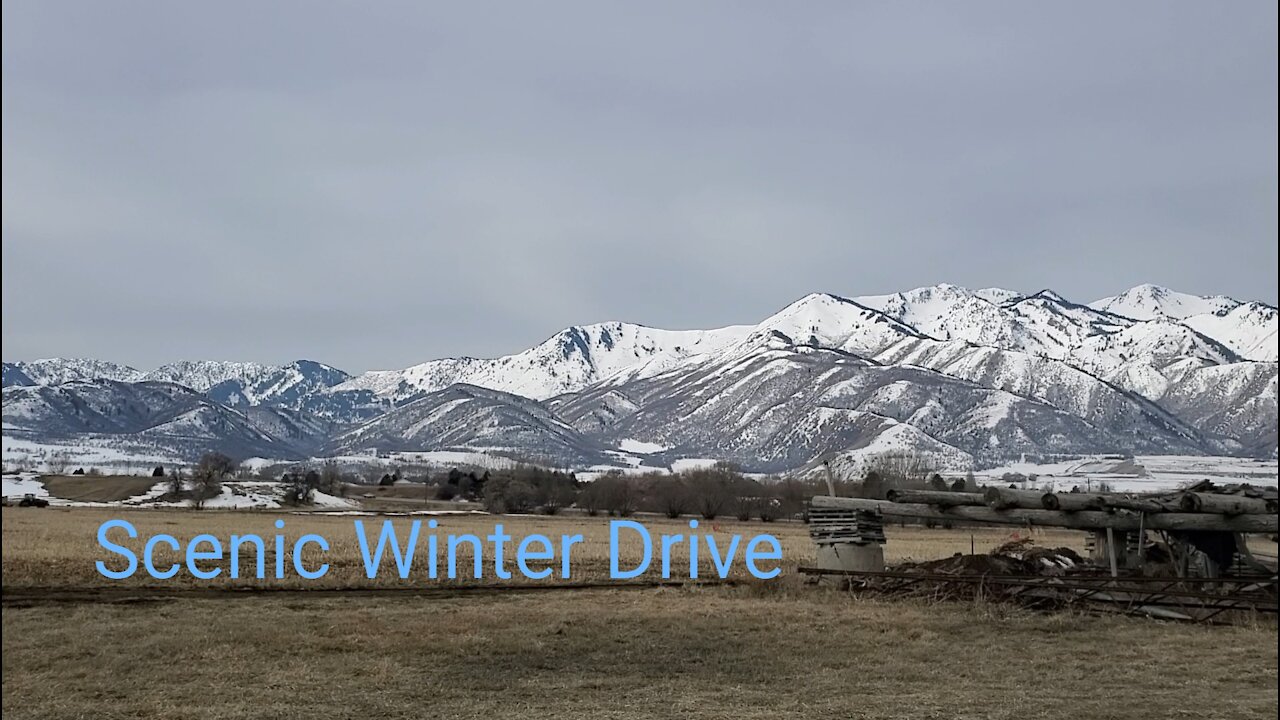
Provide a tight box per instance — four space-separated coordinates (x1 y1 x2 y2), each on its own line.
4 283 1276 471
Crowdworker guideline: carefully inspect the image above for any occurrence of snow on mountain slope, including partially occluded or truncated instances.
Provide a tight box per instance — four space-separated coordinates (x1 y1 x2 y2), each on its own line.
870 336 1204 444
328 384 606 467
1065 320 1242 398
855 285 1128 358
732 293 923 358
1071 319 1238 371
2 380 305 460
142 359 351 407
555 337 1206 472
1182 302 1278 362
241 406 336 455
1157 362 1278 457
856 284 1009 342
330 294 918 405
973 287 1023 304
999 292 1132 356
4 282 1275 468
8 359 142 385
5 358 352 407
1 363 35 388
140 360 277 391
1090 284 1240 321
332 322 752 402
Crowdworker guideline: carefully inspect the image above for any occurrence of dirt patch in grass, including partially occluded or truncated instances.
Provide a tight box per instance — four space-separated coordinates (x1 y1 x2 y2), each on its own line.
38 475 161 502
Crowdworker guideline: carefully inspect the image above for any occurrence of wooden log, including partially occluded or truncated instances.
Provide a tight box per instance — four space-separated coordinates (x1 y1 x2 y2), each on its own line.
885 490 985 507
1100 496 1176 513
810 496 1279 533
1179 493 1277 516
1041 492 1106 512
983 487 1047 510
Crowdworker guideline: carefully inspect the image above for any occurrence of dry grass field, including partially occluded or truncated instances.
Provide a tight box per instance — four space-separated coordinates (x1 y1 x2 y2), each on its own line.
0 507 1084 588
2 508 1275 719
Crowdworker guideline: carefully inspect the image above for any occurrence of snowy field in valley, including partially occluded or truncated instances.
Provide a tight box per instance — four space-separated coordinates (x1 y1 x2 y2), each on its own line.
1 473 355 509
4 432 1275 497
2 436 186 474
975 455 1277 492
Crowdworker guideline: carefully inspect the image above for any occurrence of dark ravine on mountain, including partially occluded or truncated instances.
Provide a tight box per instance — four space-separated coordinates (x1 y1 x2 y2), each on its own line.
3 284 1277 471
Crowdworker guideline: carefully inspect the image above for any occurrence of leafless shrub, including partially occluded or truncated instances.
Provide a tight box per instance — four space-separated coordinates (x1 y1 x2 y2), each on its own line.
649 476 690 518
190 452 236 509
46 451 72 475
585 472 638 517
683 463 743 520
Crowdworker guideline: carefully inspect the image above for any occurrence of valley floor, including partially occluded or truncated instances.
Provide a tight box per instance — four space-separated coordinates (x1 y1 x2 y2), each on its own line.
3 588 1277 720
3 509 1276 719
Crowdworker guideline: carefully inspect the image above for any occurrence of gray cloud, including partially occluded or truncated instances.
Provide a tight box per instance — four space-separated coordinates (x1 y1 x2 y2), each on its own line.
3 1 1276 372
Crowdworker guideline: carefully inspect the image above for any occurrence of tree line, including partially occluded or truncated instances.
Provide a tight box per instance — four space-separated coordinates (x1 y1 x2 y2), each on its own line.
157 449 988 517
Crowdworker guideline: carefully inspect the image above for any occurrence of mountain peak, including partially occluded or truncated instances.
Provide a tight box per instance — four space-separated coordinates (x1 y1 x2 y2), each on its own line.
1090 284 1240 321
750 292 922 355
1027 289 1069 304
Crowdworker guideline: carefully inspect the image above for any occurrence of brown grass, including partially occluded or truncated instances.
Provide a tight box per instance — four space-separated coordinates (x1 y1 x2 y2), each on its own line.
2 588 1276 720
1 507 1084 589
35 474 162 502
2 509 1275 719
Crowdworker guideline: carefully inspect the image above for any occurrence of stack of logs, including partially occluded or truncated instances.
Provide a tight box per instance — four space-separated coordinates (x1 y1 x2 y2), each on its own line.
812 483 1277 534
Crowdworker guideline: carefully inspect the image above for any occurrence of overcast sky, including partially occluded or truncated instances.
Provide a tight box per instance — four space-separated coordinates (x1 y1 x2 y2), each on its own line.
3 1 1276 372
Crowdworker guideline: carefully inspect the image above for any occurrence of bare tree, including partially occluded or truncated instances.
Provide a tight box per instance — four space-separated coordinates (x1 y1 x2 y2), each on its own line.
282 471 315 505
167 468 185 499
650 476 690 518
46 450 72 475
578 479 605 516
592 472 638 517
319 460 343 497
860 470 887 499
191 452 236 509
865 451 935 490
684 463 740 520
757 492 782 522
482 476 537 514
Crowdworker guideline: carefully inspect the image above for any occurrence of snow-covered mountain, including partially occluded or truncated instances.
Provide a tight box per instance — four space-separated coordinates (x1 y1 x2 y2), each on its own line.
550 338 1204 473
327 384 608 467
140 359 350 407
1 363 35 388
329 321 752 403
2 380 310 460
854 285 1130 358
1182 303 1278 362
3 358 142 386
5 358 351 405
4 283 1276 469
1090 283 1240 321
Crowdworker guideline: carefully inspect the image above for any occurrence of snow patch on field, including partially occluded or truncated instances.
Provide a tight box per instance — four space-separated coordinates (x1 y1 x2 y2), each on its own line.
670 458 720 473
3 436 186 472
2 475 49 498
203 483 282 509
1 474 357 509
617 438 669 454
